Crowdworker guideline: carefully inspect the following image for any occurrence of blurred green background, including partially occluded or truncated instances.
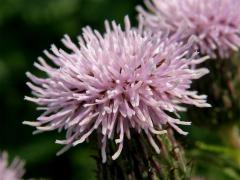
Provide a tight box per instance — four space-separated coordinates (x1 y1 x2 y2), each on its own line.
1 0 240 179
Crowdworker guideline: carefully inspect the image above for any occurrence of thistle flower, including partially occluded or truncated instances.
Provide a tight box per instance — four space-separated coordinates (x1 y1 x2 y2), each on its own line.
0 152 25 180
24 16 210 162
137 0 240 58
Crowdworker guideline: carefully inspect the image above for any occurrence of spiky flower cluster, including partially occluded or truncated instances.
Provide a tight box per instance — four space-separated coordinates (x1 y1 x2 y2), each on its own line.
137 0 240 58
24 17 210 162
0 152 25 180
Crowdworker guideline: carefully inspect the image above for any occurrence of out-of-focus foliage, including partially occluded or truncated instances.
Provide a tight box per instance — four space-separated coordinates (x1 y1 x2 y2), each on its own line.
0 0 240 179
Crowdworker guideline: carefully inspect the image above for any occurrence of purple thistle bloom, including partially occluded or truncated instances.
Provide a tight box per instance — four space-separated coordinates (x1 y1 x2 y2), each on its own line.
0 152 25 180
24 16 210 162
137 0 240 58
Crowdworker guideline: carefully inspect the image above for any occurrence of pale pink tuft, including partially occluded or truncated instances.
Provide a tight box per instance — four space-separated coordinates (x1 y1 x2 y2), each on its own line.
137 0 240 58
0 152 25 180
24 16 210 162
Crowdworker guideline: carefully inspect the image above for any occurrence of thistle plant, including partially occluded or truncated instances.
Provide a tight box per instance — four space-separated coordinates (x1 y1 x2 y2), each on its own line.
22 13 212 178
16 0 240 179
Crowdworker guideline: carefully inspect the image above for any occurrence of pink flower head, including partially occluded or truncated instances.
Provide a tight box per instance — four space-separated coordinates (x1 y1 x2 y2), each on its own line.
137 0 240 58
0 152 25 180
24 16 210 162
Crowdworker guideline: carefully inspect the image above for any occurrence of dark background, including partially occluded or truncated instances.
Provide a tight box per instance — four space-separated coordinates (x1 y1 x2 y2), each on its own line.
1 0 240 179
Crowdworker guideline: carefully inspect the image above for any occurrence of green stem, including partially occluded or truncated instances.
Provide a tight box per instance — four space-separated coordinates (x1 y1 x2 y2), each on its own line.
96 130 191 180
